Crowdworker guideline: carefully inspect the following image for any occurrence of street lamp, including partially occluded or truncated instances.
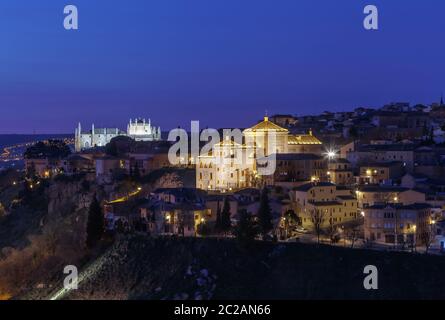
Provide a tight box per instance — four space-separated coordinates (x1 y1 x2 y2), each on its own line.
327 151 336 159
325 149 338 160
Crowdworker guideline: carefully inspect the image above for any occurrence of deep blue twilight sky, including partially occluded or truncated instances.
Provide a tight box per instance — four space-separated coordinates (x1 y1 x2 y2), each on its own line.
0 0 444 133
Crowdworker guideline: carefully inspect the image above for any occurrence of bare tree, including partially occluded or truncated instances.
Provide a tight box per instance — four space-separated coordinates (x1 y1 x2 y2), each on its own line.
327 218 339 244
420 228 435 254
345 226 361 248
310 209 324 244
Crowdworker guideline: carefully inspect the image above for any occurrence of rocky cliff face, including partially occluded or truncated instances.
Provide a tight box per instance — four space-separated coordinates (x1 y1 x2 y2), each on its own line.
46 179 93 218
141 168 196 192
0 176 97 299
151 172 183 189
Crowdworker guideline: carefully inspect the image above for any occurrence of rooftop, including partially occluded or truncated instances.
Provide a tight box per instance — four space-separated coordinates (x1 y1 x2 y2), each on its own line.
271 153 323 161
310 201 342 207
337 195 357 201
360 161 404 168
294 182 335 192
366 203 432 210
357 144 420 152
358 185 410 193
288 134 322 145
244 116 289 133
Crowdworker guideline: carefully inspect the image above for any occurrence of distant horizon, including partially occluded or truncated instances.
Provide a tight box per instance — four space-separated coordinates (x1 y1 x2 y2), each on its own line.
0 97 442 135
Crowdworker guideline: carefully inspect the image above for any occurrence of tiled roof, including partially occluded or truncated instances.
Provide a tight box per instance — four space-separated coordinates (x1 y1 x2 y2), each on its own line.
288 134 322 145
310 201 342 206
358 185 409 193
294 182 335 192
357 144 418 152
244 117 289 133
360 161 404 168
273 153 323 161
330 158 350 164
337 195 357 201
366 203 431 210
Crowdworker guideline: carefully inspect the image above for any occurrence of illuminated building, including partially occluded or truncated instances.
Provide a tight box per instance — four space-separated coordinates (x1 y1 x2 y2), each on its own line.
363 203 432 245
196 116 323 191
292 182 359 230
197 136 255 191
75 118 161 151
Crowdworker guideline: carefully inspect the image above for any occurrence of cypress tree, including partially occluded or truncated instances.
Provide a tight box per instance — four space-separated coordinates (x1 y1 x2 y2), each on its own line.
221 196 232 233
258 187 273 239
233 209 257 246
215 200 222 232
86 195 104 249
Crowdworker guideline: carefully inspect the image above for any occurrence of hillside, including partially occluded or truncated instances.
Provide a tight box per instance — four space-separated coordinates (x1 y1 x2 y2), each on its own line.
21 235 445 300
2 168 445 300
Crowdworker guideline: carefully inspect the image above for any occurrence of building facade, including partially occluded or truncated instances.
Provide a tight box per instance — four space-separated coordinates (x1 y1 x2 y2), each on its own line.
327 158 354 185
363 203 432 246
197 137 256 191
75 118 161 152
261 153 327 186
292 182 359 230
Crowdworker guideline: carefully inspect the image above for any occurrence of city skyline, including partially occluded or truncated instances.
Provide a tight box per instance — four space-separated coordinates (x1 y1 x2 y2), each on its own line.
1 0 445 133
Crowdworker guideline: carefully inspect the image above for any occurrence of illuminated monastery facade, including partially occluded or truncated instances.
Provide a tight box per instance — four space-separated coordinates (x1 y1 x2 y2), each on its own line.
196 116 323 191
75 118 161 152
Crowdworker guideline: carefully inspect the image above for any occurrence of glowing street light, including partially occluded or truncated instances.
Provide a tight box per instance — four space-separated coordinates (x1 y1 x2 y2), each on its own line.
324 149 337 160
